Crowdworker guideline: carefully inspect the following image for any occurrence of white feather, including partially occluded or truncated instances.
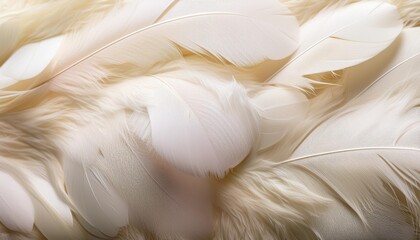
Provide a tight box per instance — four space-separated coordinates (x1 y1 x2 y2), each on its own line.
0 171 34 233
58 109 213 238
30 174 72 224
250 87 308 150
293 31 420 156
0 36 62 89
283 148 419 239
61 123 129 237
282 46 420 238
2 0 298 94
26 173 87 240
344 27 420 102
269 1 403 89
101 117 213 239
146 72 258 177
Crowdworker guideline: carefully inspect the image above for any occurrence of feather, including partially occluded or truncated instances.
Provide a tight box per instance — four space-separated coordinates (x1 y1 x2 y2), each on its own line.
144 69 258 177
30 174 72 225
104 118 213 239
0 171 34 233
282 51 420 238
0 0 117 63
344 27 420 102
269 1 403 89
1 0 298 94
216 75 419 238
0 36 63 89
292 33 420 156
61 122 129 237
250 86 308 150
0 21 19 65
59 110 213 238
283 148 419 239
27 172 87 240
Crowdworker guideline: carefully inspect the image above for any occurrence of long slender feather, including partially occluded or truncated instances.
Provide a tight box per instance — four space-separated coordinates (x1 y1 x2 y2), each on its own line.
27 172 88 240
283 55 420 237
344 27 420 102
284 148 419 239
61 122 129 237
1 0 298 95
269 1 403 89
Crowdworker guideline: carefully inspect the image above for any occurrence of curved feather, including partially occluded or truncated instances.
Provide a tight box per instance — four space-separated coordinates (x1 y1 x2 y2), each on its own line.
1 0 298 94
0 21 19 64
344 27 420 102
27 173 88 240
0 36 62 89
61 123 129 237
292 29 420 156
269 1 403 89
282 57 420 237
0 171 34 233
103 119 213 239
250 87 308 150
59 109 213 238
146 70 258 177
282 148 419 239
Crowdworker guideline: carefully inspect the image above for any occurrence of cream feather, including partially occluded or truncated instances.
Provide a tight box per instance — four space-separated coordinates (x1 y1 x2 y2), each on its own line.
0 21 19 65
269 1 403 89
146 73 258 177
60 121 129 237
282 44 420 239
0 0 298 95
215 3 419 239
250 87 308 150
283 148 419 239
0 171 34 233
0 0 118 64
103 115 213 239
216 65 419 240
0 0 419 239
0 37 62 89
57 108 214 238
344 27 420 102
27 172 87 240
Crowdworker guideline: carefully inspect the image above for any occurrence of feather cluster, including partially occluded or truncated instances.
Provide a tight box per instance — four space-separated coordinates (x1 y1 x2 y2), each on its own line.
0 0 418 239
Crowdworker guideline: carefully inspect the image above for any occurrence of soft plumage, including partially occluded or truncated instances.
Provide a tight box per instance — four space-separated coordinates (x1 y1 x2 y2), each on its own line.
0 0 419 240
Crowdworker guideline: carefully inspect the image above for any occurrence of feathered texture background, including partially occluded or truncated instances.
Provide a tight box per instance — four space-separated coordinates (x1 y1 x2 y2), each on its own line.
0 0 419 239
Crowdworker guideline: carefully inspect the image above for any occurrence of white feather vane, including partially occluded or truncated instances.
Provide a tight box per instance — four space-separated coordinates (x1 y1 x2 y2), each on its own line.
250 87 308 150
143 67 259 177
0 0 298 94
344 27 420 102
283 148 419 239
61 122 129 237
58 109 213 239
269 1 403 89
283 47 420 238
26 172 87 240
1 0 420 239
0 36 63 89
102 118 213 239
0 171 34 233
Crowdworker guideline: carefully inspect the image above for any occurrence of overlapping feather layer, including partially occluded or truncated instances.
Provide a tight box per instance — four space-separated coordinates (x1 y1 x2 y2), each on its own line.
0 0 418 240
